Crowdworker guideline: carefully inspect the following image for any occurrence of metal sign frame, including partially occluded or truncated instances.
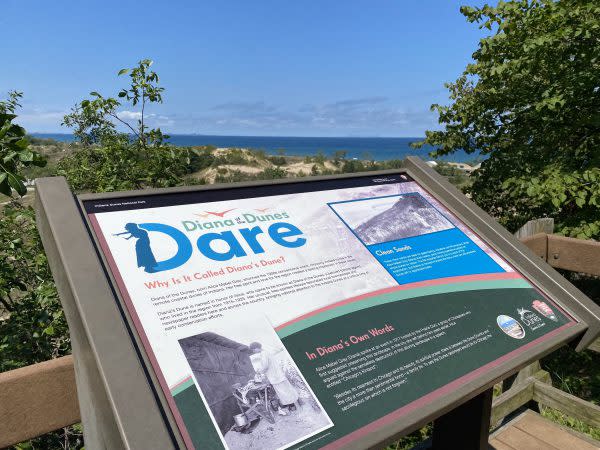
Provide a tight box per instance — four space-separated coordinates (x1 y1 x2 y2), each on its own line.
36 156 600 450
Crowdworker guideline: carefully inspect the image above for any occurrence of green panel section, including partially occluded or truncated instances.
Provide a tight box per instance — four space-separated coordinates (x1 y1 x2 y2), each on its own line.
278 278 531 338
173 385 224 449
171 378 194 396
281 287 571 449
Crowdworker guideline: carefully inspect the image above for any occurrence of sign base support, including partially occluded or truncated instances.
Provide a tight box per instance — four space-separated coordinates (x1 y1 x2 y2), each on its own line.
431 388 493 450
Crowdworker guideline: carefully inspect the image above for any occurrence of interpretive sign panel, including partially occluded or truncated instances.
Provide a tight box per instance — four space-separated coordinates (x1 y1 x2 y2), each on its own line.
78 169 580 450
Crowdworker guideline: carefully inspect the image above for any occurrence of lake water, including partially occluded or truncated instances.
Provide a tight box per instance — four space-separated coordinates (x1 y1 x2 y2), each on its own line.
31 133 476 162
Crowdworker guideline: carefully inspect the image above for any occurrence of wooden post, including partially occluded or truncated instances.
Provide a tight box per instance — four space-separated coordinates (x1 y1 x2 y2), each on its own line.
500 361 546 424
513 218 554 240
431 388 493 450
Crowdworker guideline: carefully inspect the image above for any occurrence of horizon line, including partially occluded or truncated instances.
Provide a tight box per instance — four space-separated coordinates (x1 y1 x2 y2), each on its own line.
29 132 426 139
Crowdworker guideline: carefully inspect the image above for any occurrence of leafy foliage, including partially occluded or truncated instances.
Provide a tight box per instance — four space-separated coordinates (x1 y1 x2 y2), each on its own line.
62 59 166 148
58 60 194 192
56 134 193 192
0 92 46 197
414 0 600 238
0 204 69 371
340 158 404 173
12 424 84 450
0 92 63 368
432 162 472 190
267 155 287 166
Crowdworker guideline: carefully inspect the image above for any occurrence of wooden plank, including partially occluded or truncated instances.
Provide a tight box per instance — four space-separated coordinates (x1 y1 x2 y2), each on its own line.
514 410 599 450
0 355 80 448
588 338 600 354
492 371 550 425
547 234 600 276
512 363 545 384
514 219 554 241
489 438 517 450
494 425 560 450
519 233 548 261
533 381 600 429
491 378 535 425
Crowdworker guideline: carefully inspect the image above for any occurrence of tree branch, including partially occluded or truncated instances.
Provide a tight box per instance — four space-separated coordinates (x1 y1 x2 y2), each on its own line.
0 295 13 312
141 85 146 147
108 112 140 140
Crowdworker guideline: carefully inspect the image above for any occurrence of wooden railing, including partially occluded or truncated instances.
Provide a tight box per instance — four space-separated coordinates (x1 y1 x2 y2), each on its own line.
0 355 79 447
520 232 600 276
491 362 600 429
0 233 599 448
491 232 600 434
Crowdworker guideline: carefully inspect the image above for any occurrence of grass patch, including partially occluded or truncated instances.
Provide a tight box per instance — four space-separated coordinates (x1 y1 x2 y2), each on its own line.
384 424 432 450
540 406 600 441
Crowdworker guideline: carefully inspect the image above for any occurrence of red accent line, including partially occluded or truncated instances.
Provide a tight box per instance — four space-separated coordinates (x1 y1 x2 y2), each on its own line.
88 214 196 450
322 322 576 450
275 272 522 331
170 375 192 391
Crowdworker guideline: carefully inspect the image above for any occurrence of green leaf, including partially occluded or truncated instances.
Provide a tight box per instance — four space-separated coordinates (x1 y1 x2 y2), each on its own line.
15 138 28 149
3 151 17 163
0 176 10 196
10 124 26 137
18 150 34 162
0 180 12 197
32 153 47 167
118 68 129 76
0 113 17 123
0 119 14 139
7 172 27 197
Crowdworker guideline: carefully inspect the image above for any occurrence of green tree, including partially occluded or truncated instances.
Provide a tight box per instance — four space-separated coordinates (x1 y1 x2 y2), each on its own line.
332 150 347 167
414 0 600 238
58 59 194 192
314 151 326 165
259 166 288 179
433 162 471 190
62 59 166 147
0 91 46 196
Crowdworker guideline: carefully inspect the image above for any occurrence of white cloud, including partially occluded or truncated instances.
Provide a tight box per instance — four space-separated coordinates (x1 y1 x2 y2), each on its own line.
185 96 435 136
116 111 175 128
117 110 143 120
15 107 69 133
14 97 439 136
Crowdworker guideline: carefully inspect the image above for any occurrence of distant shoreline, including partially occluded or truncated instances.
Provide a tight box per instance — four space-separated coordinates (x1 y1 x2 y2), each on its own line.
29 133 479 163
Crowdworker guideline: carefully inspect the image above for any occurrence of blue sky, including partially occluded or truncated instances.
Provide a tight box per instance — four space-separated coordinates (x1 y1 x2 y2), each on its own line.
2 1 487 137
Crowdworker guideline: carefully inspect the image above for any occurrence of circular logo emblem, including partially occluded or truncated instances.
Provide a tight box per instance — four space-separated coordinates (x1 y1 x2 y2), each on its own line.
497 315 525 339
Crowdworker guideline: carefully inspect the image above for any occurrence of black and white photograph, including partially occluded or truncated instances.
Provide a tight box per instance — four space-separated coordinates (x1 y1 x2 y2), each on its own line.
178 316 333 450
330 193 455 245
